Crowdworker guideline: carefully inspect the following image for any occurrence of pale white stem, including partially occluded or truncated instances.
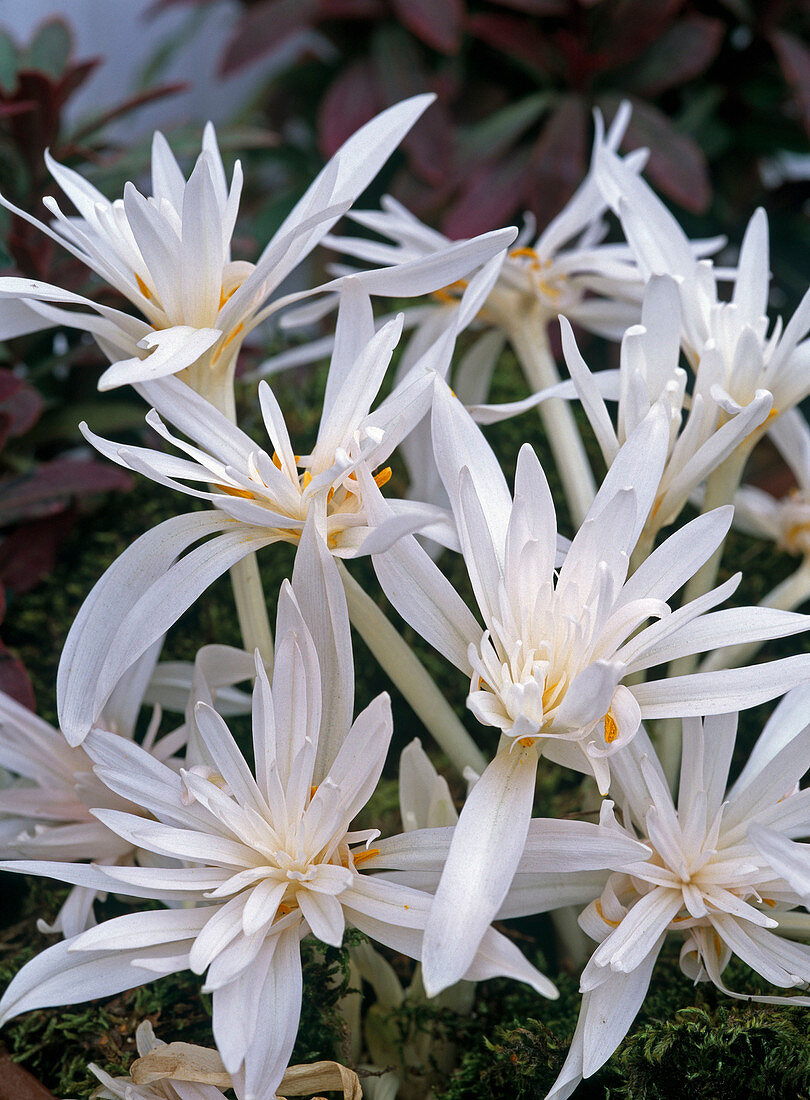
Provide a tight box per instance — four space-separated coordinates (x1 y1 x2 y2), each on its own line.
507 307 596 527
229 553 275 666
190 347 275 668
659 442 753 786
699 556 810 673
551 906 590 969
338 562 487 776
774 911 810 940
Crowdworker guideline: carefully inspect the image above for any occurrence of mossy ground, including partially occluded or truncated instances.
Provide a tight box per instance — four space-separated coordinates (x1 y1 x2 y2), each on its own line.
0 348 808 1096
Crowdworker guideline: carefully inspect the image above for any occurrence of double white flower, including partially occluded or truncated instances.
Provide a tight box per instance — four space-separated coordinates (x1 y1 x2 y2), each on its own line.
56 282 470 746
0 524 548 1100
548 687 810 1099
0 96 462 412
595 139 810 426
554 274 774 551
0 647 194 937
364 381 810 995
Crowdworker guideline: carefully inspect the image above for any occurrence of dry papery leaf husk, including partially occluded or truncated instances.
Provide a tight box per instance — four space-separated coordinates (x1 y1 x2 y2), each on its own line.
131 1042 362 1099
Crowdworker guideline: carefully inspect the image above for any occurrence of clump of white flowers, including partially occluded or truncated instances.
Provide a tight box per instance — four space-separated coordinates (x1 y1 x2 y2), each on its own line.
1 98 810 1100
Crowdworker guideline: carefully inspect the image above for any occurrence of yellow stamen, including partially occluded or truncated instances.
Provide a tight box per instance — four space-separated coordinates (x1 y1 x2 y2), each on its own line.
373 466 392 488
352 847 381 867
223 323 244 350
763 898 776 907
309 785 319 801
595 898 622 927
509 247 541 268
277 902 292 917
135 273 153 301
218 283 240 310
517 736 535 748
214 483 255 500
604 712 619 745
301 470 312 489
272 451 282 470
432 279 468 305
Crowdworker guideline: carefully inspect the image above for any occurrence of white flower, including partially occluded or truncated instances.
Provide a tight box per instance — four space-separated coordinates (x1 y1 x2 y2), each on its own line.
362 382 810 994
553 274 774 545
265 102 644 367
0 524 549 1100
56 284 471 746
547 687 810 1099
595 142 810 421
0 646 188 937
0 97 453 409
730 410 810 556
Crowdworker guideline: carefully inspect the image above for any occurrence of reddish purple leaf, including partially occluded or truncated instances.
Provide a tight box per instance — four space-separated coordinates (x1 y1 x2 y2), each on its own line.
219 0 320 75
627 15 725 96
770 28 810 141
588 0 684 74
0 371 23 406
0 372 43 440
0 589 35 712
0 459 133 527
54 57 101 104
486 0 567 13
318 0 385 15
69 81 188 143
0 638 35 711
602 95 711 213
0 510 74 594
468 13 563 78
391 0 465 55
318 59 383 157
372 28 453 186
526 95 588 228
443 147 531 237
0 101 37 118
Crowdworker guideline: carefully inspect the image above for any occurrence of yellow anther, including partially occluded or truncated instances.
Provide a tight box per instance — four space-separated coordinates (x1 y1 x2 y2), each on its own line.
762 898 776 908
432 279 468 305
223 323 244 350
277 902 292 917
272 451 283 470
373 466 392 488
309 785 319 801
214 483 255 500
352 847 381 867
218 283 239 310
517 736 535 748
301 470 312 489
509 247 540 266
604 712 619 745
135 273 153 301
595 898 622 927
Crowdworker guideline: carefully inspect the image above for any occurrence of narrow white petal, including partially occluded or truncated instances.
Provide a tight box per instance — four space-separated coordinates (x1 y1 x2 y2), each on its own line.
421 743 538 995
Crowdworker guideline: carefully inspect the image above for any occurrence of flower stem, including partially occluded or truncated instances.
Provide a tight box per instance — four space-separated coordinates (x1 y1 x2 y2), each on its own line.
508 307 596 527
229 553 275 666
338 562 487 776
699 555 810 673
659 443 753 786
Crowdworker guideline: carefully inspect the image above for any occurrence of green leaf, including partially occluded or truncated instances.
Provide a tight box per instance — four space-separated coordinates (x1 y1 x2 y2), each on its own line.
22 18 71 78
457 92 553 165
0 32 18 94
